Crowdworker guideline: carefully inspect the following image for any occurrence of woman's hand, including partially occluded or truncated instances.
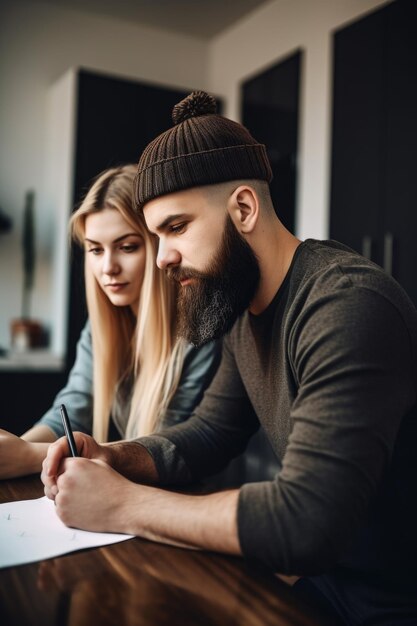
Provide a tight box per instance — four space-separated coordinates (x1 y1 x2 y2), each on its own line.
0 429 49 479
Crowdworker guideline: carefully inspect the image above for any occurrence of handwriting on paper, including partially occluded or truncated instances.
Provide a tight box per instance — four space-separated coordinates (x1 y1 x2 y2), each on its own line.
0 496 133 569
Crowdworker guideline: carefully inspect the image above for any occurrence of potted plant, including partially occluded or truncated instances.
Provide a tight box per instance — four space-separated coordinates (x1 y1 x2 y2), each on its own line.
10 191 43 350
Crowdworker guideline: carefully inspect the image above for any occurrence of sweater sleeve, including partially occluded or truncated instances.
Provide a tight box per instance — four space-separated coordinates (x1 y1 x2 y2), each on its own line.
36 321 94 437
137 338 260 485
238 287 416 575
160 339 221 428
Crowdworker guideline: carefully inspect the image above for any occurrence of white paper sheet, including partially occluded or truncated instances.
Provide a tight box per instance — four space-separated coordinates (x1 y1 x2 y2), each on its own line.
0 496 134 568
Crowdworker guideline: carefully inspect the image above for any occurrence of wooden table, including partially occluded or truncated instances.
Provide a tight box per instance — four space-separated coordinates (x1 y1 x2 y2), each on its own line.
0 476 326 626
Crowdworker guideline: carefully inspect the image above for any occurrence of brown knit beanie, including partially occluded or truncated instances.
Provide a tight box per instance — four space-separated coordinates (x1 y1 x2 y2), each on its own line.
134 90 272 209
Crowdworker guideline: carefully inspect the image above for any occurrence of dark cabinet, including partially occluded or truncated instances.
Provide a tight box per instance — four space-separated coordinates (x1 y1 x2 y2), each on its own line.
330 0 417 306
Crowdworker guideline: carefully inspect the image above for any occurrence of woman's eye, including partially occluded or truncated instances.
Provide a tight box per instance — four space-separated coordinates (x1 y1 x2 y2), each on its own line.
88 247 103 255
120 244 139 253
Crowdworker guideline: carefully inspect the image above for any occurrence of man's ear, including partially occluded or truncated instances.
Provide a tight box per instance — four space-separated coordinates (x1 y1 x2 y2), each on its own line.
227 185 260 234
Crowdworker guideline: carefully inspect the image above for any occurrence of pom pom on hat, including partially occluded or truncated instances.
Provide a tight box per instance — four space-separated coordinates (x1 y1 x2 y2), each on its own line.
172 90 217 125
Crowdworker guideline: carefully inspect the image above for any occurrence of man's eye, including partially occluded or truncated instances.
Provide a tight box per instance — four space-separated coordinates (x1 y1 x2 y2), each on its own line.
170 223 186 234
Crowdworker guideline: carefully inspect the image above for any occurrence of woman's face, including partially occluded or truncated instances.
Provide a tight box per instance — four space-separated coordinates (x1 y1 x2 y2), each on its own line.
84 208 146 314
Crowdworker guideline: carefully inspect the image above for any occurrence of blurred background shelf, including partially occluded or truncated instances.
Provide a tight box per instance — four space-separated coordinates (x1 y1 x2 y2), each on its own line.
0 349 65 372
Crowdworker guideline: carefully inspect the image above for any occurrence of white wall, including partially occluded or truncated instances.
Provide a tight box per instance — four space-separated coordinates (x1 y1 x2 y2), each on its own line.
0 0 208 351
208 0 391 240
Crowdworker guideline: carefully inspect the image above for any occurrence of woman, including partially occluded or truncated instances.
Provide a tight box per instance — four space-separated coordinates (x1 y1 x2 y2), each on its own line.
0 165 220 478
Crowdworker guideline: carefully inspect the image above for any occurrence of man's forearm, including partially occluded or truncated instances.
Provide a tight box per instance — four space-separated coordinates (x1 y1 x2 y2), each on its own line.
119 484 242 555
105 441 159 484
97 438 242 555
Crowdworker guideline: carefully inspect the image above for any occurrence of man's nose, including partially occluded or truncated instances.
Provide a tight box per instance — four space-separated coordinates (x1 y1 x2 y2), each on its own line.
157 241 181 270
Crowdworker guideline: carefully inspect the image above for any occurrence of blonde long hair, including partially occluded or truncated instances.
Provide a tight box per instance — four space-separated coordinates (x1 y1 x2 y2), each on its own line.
70 165 185 442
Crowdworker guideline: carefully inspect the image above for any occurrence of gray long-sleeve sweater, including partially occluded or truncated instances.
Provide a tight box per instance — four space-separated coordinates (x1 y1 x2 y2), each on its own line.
139 239 417 621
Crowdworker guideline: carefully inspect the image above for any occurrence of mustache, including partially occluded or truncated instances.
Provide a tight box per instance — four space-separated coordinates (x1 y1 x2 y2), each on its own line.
167 266 210 283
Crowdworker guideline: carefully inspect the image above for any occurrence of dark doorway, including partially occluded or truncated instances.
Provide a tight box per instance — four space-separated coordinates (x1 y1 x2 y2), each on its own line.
229 52 303 485
67 71 193 368
241 50 302 232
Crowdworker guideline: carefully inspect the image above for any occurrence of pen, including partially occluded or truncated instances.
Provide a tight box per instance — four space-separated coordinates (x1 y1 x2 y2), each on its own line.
59 404 79 457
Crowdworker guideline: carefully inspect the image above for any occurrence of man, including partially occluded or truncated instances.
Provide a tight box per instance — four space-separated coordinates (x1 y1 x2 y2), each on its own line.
43 91 417 624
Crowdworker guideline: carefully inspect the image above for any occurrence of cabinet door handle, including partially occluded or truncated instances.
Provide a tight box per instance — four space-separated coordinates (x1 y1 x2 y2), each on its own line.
361 235 372 260
383 232 394 275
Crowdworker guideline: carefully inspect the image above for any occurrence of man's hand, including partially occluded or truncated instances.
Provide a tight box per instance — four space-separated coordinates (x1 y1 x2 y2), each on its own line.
52 457 134 533
0 429 50 479
41 432 110 500
41 432 159 499
41 433 241 558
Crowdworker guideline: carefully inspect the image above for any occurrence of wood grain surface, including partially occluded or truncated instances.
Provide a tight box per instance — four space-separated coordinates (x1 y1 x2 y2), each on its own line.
0 476 327 626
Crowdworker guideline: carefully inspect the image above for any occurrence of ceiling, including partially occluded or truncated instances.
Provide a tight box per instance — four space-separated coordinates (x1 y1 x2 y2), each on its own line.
37 0 271 39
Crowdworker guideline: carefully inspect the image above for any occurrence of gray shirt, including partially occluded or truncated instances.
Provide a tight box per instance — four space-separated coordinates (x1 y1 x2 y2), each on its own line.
138 240 417 615
38 321 220 438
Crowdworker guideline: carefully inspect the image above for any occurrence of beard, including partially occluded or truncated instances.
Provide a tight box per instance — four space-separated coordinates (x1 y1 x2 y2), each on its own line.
168 216 260 346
